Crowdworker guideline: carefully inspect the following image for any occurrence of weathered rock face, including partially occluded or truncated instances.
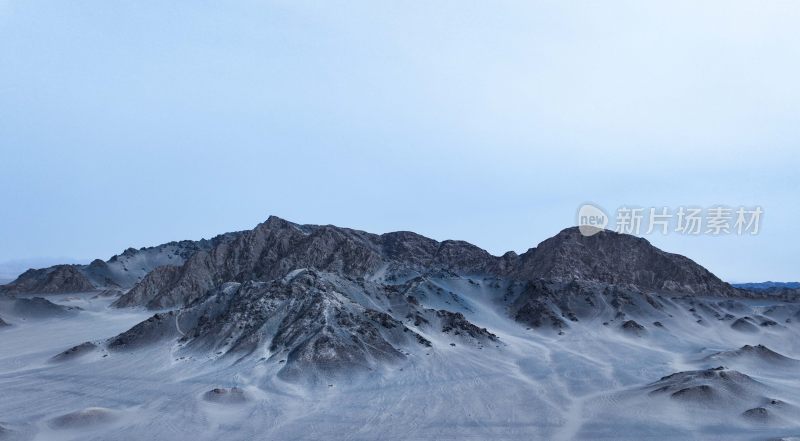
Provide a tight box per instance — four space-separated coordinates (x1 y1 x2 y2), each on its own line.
111 265 183 309
107 270 449 382
514 227 737 296
107 311 181 351
509 278 666 331
113 217 516 309
621 319 646 336
436 310 498 342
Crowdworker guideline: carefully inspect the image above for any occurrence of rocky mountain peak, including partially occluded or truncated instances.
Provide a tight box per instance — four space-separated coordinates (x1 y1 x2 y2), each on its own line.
258 215 301 232
515 226 736 295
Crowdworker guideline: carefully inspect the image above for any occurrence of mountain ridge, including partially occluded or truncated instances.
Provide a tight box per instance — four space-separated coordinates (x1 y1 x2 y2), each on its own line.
2 216 737 303
0 233 243 296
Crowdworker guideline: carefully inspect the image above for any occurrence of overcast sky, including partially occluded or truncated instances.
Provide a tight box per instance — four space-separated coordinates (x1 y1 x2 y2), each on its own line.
1 1 798 282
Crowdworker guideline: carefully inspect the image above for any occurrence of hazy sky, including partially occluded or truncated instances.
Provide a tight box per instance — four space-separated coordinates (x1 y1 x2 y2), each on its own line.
1 1 798 282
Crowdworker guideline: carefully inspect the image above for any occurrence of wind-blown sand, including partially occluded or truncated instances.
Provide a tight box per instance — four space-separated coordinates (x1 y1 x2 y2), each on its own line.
1 289 800 441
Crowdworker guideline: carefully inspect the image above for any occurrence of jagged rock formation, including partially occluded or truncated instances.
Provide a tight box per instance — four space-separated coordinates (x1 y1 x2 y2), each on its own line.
0 316 7 327
106 270 460 382
436 310 498 342
509 278 667 330
621 319 646 335
113 217 516 309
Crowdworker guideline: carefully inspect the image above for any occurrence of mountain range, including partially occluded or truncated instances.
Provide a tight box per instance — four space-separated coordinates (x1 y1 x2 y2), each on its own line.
1 216 799 440
0 216 755 381
2 216 738 300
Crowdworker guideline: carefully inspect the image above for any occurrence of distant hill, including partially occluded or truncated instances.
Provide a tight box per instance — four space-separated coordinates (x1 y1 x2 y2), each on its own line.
733 282 800 291
0 257 90 285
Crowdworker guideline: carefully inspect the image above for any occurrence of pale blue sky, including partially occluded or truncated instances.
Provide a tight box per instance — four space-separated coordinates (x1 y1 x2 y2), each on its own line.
1 1 798 282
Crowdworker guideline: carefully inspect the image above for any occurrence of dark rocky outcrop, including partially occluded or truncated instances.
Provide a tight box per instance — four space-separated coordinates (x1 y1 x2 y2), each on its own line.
436 310 498 342
203 387 247 403
107 312 180 351
741 407 770 422
648 367 770 407
111 265 183 308
47 408 117 429
731 317 760 333
704 344 800 367
670 384 716 401
50 342 98 362
621 319 646 335
509 278 667 331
